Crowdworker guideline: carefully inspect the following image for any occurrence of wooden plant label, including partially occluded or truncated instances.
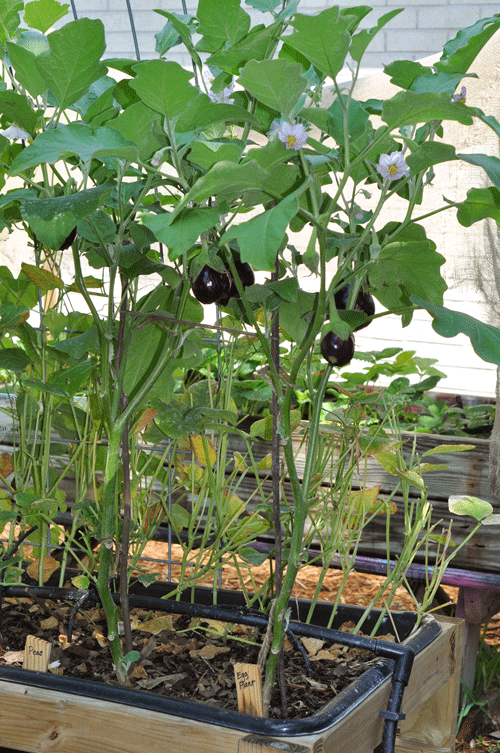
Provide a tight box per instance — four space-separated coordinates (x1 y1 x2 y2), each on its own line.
23 635 51 672
234 663 263 717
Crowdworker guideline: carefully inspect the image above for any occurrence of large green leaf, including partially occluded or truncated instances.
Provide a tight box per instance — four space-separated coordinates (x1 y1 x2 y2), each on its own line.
143 207 221 261
175 93 261 133
435 16 500 74
285 8 353 79
24 0 69 33
221 193 299 271
197 0 251 52
9 122 139 173
20 186 111 250
173 160 270 214
371 237 446 308
35 18 107 109
457 186 500 226
130 60 198 119
382 91 474 129
238 59 307 120
406 142 457 173
411 296 500 366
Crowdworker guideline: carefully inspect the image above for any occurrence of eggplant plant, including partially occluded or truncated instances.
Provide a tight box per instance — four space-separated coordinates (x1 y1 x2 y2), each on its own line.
0 0 499 706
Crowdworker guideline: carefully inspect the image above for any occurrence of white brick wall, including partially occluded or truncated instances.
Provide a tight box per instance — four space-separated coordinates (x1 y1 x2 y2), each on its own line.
65 0 495 67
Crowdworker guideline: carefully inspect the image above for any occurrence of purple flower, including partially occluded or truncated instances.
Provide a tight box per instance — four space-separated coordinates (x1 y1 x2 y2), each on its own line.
376 151 409 181
277 122 308 151
452 86 466 103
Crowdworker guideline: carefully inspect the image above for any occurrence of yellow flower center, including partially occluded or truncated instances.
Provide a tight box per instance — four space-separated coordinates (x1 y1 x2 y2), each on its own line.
388 163 398 175
287 134 296 148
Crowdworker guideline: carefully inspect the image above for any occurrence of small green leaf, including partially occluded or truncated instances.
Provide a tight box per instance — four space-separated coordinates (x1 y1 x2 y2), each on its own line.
350 9 403 62
197 0 251 51
286 8 352 79
422 443 474 457
0 0 22 43
0 347 32 372
448 495 494 521
238 58 307 120
0 90 39 137
7 40 51 98
24 0 69 33
457 186 500 226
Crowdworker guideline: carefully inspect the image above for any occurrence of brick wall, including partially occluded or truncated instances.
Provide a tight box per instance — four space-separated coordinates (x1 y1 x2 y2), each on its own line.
68 0 495 69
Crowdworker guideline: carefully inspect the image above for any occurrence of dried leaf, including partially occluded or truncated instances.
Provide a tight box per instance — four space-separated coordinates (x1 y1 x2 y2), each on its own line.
0 453 13 479
133 408 158 434
301 637 325 656
92 630 108 648
1 650 23 664
40 616 58 630
26 556 60 584
190 644 230 659
129 665 148 680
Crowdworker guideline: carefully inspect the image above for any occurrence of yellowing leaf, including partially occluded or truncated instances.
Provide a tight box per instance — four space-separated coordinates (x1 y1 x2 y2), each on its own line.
256 454 273 470
21 262 64 290
190 433 216 467
419 462 449 474
422 443 474 457
40 616 58 630
233 451 248 473
373 450 399 474
138 615 174 635
224 491 246 517
396 469 425 490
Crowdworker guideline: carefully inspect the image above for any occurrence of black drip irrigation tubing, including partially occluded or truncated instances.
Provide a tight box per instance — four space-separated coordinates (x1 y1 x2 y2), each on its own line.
0 583 427 751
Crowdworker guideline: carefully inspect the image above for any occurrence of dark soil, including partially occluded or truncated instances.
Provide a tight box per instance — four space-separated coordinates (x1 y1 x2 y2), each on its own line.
0 593 388 720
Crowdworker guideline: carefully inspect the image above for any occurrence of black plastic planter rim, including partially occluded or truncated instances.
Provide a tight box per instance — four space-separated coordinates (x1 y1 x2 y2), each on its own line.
0 585 441 738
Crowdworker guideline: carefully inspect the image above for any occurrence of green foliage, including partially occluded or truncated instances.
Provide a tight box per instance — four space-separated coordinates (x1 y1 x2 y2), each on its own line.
0 0 499 690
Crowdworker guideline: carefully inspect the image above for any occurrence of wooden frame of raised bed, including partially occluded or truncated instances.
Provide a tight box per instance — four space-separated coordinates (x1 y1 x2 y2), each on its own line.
0 616 462 753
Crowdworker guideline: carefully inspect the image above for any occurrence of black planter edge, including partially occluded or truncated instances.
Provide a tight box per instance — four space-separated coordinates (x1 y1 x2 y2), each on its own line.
0 587 441 737
0 584 441 738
